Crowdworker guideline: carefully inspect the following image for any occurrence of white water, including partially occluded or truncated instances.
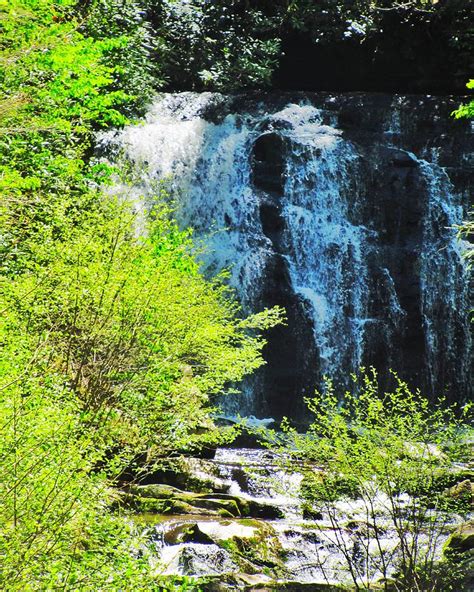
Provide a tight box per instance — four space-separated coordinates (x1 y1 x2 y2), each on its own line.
98 92 471 414
418 159 471 394
141 447 467 587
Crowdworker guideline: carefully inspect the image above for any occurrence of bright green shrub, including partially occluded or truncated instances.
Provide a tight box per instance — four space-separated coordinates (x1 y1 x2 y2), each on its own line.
0 1 283 588
267 370 473 591
453 79 474 120
2 199 284 453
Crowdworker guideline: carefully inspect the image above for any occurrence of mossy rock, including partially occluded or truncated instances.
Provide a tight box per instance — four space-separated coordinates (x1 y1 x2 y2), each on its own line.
443 480 474 506
120 484 283 519
141 457 229 494
430 467 474 494
170 518 286 574
444 520 474 557
126 483 183 499
118 492 236 517
218 519 286 571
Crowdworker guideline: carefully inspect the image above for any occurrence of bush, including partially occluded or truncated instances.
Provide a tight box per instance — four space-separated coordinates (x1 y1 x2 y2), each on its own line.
145 0 281 91
268 369 473 591
0 195 281 589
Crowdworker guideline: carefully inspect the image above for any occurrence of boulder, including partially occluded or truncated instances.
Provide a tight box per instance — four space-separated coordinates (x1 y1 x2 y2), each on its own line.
142 457 231 494
160 518 286 573
215 518 285 570
119 485 284 519
444 520 474 556
126 483 182 499
121 492 236 517
443 480 474 507
158 543 238 577
184 520 260 544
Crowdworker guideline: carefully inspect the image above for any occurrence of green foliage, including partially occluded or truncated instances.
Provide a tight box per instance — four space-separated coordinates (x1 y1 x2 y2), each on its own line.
0 1 283 588
268 370 473 591
453 79 474 121
455 212 474 268
84 0 162 110
2 198 284 452
0 378 156 589
149 0 281 91
284 0 458 40
452 80 474 267
0 195 280 588
0 0 141 271
127 0 473 92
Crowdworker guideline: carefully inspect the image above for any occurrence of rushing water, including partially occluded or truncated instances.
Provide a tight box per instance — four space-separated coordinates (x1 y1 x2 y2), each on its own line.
139 447 466 588
99 92 472 419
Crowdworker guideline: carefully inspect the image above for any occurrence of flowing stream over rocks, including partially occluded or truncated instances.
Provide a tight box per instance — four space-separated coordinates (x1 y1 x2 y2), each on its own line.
129 447 470 590
99 92 472 421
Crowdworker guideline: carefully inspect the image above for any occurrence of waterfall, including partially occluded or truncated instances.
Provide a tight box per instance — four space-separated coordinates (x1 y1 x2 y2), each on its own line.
418 159 471 396
98 92 472 418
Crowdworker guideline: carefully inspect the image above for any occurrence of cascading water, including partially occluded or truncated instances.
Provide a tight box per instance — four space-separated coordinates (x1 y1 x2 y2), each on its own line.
276 104 369 379
99 92 472 420
418 159 471 396
136 446 466 588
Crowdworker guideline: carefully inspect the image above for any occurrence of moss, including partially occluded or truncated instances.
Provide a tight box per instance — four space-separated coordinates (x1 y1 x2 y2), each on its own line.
120 486 283 520
117 492 236 517
444 520 474 557
219 521 286 572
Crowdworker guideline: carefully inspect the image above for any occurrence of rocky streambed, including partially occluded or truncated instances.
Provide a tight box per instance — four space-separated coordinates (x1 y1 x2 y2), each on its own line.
117 447 474 591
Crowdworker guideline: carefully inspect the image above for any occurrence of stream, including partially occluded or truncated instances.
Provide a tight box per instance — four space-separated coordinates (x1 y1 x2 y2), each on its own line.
132 447 469 590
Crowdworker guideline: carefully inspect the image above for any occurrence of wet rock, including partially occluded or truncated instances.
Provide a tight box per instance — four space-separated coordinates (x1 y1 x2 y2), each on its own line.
119 492 236 517
443 480 474 507
444 520 474 556
226 573 274 587
156 518 286 579
157 517 286 575
302 506 323 520
159 543 238 577
120 484 284 519
387 148 419 168
344 519 377 535
237 530 285 570
126 483 182 499
207 519 285 570
252 132 286 194
430 465 474 493
141 457 231 494
241 498 284 519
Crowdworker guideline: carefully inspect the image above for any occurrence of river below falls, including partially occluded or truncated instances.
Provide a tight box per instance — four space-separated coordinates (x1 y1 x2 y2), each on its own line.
131 447 470 590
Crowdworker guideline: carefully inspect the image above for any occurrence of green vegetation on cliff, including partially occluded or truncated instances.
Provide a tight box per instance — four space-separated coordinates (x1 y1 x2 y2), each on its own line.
133 0 472 92
453 79 474 267
0 1 282 588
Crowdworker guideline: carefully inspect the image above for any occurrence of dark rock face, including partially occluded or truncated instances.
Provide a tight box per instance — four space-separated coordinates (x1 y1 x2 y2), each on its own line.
104 92 472 421
330 95 472 405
